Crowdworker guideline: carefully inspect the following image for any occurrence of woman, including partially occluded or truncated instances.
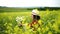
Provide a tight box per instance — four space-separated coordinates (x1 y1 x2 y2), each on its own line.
29 9 40 28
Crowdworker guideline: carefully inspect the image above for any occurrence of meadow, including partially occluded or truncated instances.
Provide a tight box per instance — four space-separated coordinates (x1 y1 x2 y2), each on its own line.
0 8 60 34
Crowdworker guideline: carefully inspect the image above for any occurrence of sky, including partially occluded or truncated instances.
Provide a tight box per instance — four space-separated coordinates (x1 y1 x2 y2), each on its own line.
0 0 60 7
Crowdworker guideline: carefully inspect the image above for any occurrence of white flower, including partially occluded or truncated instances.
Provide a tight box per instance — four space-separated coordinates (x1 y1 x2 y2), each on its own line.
16 16 24 23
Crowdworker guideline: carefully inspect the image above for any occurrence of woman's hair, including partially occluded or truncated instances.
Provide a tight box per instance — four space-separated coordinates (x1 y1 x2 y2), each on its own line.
33 15 40 20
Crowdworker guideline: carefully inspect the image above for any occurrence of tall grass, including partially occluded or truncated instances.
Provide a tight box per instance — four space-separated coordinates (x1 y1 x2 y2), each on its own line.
0 10 60 34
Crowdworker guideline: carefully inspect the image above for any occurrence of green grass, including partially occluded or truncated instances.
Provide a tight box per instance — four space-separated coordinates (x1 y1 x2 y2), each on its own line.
0 8 60 34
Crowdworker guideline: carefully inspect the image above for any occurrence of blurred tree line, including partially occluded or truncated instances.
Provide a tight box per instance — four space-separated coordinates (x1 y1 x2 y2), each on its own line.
0 6 60 12
27 7 60 11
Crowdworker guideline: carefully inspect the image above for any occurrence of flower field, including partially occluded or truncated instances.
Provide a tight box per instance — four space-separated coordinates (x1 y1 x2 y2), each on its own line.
0 10 60 34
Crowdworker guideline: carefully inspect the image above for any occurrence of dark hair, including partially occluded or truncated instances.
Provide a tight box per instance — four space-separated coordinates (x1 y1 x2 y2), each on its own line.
33 15 40 20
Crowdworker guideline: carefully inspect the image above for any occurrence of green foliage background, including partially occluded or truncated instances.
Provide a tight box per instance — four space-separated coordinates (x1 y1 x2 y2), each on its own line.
0 8 60 34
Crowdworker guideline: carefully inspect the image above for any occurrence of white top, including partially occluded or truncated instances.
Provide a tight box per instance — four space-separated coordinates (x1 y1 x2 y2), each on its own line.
32 9 39 15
